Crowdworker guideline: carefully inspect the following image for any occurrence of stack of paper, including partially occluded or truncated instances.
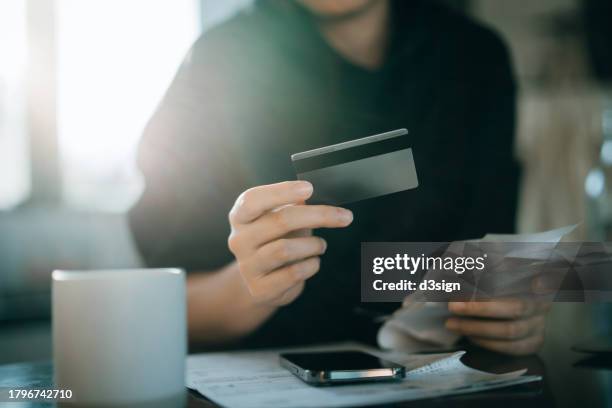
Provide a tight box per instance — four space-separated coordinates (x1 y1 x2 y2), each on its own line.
186 343 540 408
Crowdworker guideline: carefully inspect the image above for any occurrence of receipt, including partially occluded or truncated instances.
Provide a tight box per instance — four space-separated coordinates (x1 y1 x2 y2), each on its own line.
377 224 579 351
377 302 460 352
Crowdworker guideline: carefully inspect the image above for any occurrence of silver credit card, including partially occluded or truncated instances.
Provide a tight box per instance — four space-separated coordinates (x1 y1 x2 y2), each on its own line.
291 129 419 205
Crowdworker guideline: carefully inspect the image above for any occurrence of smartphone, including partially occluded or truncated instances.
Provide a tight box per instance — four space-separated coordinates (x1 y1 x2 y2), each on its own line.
279 350 405 386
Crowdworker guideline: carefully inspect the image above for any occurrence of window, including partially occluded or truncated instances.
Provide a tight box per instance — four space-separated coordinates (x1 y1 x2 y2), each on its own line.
200 0 254 28
56 0 201 212
1 0 255 213
0 1 30 210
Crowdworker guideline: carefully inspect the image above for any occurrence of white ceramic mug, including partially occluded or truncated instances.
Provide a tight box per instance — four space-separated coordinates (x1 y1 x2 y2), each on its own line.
52 268 186 406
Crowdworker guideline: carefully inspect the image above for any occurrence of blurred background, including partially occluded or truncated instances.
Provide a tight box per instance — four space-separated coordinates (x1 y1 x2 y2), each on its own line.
0 0 610 388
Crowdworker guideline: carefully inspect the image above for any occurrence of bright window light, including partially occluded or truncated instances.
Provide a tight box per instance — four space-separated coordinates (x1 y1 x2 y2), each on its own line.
0 0 30 209
56 0 201 212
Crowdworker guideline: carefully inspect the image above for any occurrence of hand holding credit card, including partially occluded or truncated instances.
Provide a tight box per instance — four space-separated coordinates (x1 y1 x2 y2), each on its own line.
291 129 419 205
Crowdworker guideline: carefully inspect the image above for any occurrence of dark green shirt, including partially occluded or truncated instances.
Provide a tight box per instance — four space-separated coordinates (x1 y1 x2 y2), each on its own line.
129 0 520 349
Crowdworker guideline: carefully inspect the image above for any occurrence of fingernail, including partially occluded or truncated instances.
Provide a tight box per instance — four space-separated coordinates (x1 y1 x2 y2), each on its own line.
446 319 459 330
450 302 466 312
340 210 353 224
321 239 328 252
296 181 313 196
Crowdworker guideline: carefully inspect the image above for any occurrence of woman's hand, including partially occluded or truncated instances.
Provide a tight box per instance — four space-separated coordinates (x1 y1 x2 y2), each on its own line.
227 180 353 307
446 300 550 355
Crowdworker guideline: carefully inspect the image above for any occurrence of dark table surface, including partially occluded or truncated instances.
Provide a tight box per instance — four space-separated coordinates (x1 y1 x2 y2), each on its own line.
0 345 610 408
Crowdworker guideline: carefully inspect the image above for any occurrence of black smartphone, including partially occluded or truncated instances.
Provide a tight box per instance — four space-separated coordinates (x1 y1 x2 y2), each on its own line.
279 350 405 386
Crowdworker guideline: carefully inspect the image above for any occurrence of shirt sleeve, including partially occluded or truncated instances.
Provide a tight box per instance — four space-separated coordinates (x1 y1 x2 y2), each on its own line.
128 38 245 271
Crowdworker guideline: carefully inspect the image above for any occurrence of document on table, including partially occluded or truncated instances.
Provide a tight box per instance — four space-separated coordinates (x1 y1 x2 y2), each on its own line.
186 343 540 408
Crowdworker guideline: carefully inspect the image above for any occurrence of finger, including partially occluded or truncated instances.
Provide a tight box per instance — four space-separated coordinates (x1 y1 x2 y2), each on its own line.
256 237 327 273
273 281 305 306
446 314 545 340
448 300 544 319
246 257 321 303
245 205 353 246
229 181 313 225
468 333 545 356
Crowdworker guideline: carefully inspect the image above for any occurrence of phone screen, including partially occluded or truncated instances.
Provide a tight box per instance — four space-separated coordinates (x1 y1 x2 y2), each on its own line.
280 351 401 371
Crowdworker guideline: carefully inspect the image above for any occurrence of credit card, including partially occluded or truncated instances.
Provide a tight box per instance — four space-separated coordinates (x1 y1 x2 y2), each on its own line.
291 129 418 205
